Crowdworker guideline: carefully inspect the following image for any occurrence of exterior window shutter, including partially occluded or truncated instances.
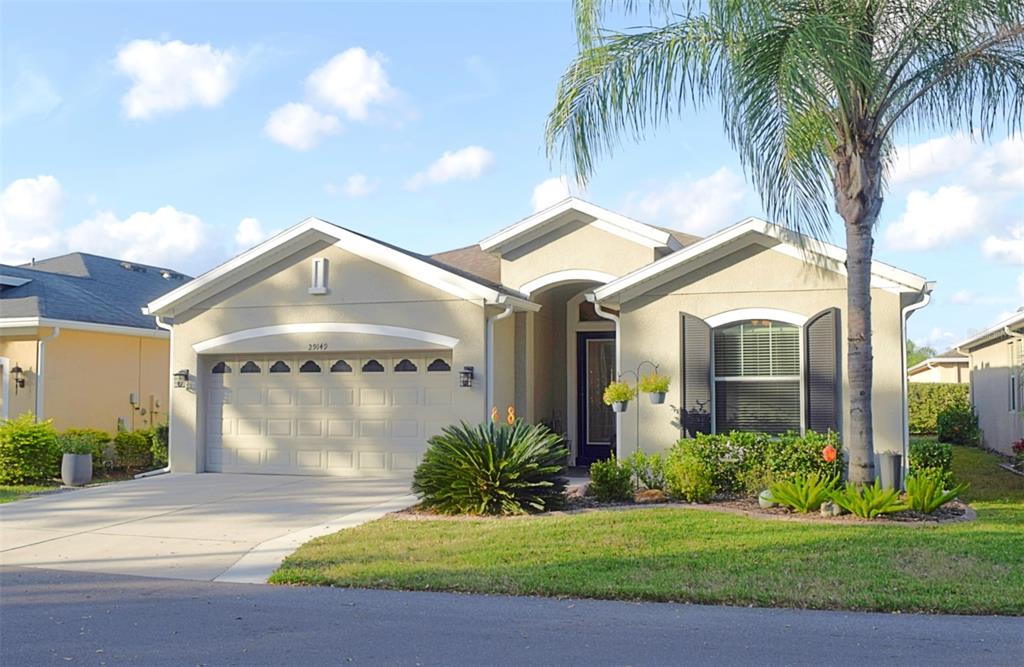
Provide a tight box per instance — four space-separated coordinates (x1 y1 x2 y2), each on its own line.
805 307 840 433
680 312 712 437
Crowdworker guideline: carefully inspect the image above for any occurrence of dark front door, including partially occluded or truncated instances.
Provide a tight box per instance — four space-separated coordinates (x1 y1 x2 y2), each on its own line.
576 331 616 465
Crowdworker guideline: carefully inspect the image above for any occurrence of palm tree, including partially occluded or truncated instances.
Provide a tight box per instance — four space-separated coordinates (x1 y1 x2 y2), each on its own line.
546 0 1023 483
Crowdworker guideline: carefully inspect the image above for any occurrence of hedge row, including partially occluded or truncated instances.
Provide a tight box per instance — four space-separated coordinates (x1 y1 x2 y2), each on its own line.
908 383 970 435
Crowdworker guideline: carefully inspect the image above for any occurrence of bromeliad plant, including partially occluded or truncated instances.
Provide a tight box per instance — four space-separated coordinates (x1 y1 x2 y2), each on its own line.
905 471 968 514
412 421 569 515
830 480 908 519
768 473 838 513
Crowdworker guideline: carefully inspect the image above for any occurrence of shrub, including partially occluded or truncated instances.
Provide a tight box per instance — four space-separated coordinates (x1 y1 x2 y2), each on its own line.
412 421 568 515
936 404 980 446
61 428 111 474
114 430 153 472
905 471 968 514
665 453 715 502
1013 440 1024 469
638 372 670 394
908 383 971 435
602 381 635 405
0 413 59 484
148 424 169 468
589 457 634 502
908 439 954 487
768 473 838 513
667 430 843 497
624 450 666 491
57 433 97 455
830 481 908 518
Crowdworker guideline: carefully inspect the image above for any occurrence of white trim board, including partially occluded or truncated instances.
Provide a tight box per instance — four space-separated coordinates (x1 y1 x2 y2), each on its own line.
0 317 169 339
518 269 618 297
192 323 461 353
594 217 930 304
146 217 539 317
0 357 9 421
704 308 809 328
479 197 677 254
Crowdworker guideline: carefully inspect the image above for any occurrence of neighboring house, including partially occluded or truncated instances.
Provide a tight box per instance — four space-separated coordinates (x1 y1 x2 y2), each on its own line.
0 253 189 433
955 311 1024 456
145 198 931 477
907 349 969 384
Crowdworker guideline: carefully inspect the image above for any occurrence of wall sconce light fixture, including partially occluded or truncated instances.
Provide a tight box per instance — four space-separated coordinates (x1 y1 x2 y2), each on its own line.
11 364 25 394
173 369 190 389
459 366 474 388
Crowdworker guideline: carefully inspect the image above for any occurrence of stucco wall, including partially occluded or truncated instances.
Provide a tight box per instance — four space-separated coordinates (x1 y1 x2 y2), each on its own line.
909 363 967 384
617 244 908 458
0 338 39 421
499 220 655 292
969 338 1022 455
1 331 167 432
167 241 488 473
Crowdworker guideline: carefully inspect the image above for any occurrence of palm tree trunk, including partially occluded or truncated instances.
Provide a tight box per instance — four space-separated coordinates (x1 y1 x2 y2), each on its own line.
834 144 883 484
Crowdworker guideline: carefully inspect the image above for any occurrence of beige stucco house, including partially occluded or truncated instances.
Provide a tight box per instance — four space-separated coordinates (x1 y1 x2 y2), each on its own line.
0 253 187 433
955 311 1023 455
907 349 969 384
146 198 931 477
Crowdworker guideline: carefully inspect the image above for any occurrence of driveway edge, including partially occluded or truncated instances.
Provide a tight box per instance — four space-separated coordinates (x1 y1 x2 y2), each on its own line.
213 493 417 584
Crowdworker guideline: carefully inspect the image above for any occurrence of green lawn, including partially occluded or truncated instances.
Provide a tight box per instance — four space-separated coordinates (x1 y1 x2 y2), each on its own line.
272 445 1024 614
0 484 58 504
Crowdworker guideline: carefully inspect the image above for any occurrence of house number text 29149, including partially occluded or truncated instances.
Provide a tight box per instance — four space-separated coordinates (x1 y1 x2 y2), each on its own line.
307 343 328 351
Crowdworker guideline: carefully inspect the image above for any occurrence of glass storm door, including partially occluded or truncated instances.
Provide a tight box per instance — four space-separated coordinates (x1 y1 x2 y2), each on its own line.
577 331 616 465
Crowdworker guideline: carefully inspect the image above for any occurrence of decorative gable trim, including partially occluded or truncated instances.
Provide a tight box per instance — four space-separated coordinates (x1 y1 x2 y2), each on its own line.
479 197 678 255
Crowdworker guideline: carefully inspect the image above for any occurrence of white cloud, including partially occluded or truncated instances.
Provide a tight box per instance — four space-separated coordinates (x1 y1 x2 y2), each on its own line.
625 167 748 235
889 135 977 185
406 146 495 190
116 39 240 119
949 289 975 305
0 175 64 264
66 206 207 268
982 224 1024 264
305 48 395 121
531 176 570 212
235 217 267 250
1 66 61 124
1018 274 1024 300
922 326 957 348
343 173 377 197
884 186 981 251
264 103 340 150
973 135 1024 190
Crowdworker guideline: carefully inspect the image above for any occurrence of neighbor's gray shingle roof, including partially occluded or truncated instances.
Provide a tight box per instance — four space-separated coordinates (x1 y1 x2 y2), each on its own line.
0 253 190 330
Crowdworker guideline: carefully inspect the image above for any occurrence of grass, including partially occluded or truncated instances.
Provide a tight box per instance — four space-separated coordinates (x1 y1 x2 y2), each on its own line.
272 444 1024 615
0 484 58 504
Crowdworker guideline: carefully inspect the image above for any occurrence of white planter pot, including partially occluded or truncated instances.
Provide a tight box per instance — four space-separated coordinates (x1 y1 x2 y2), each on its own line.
611 401 629 413
648 391 666 405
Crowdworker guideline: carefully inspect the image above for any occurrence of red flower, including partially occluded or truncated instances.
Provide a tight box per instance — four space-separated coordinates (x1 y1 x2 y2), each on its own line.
822 444 837 463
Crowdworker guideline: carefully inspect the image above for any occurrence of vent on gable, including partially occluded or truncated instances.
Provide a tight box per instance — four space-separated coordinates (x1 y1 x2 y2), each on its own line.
309 257 328 295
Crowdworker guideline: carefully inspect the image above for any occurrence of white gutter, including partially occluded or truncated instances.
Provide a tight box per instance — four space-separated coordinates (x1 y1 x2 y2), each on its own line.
588 294 622 459
485 299 515 420
139 316 175 478
901 284 934 484
35 326 61 420
0 317 168 339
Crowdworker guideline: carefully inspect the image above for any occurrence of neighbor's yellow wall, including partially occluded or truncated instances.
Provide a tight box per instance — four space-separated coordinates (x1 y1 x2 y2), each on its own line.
0 337 40 421
618 244 908 457
909 363 967 384
969 338 1022 455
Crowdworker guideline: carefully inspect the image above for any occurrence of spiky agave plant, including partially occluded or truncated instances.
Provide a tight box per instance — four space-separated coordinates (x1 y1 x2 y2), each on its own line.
412 421 569 515
768 473 838 513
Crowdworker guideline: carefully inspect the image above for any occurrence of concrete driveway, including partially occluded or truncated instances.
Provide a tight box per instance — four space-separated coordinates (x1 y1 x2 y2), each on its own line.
0 473 414 583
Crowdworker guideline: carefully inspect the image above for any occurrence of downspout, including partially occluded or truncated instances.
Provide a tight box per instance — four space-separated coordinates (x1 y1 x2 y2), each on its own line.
1004 327 1024 442
588 294 621 459
485 299 514 421
901 283 933 484
35 326 60 420
138 316 174 479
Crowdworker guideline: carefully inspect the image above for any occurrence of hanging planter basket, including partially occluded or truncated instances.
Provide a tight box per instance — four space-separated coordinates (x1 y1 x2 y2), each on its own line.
648 391 666 405
612 400 630 413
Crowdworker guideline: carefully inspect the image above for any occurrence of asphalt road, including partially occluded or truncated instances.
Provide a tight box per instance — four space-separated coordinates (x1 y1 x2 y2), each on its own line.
2 566 1021 666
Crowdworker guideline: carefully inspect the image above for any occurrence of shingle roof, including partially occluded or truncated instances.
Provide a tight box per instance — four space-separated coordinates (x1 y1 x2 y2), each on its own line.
0 253 191 331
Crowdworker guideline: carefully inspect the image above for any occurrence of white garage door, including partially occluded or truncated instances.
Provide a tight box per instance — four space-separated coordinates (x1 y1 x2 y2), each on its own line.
204 352 456 476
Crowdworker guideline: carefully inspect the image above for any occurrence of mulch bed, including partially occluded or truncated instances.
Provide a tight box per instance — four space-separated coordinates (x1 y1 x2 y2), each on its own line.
394 495 974 525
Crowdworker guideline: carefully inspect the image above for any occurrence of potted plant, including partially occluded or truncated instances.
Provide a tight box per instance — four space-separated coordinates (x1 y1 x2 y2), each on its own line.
58 433 94 486
638 371 670 404
603 381 635 413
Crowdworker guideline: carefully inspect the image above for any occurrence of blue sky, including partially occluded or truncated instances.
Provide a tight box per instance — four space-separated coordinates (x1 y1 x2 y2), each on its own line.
2 1 1021 350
